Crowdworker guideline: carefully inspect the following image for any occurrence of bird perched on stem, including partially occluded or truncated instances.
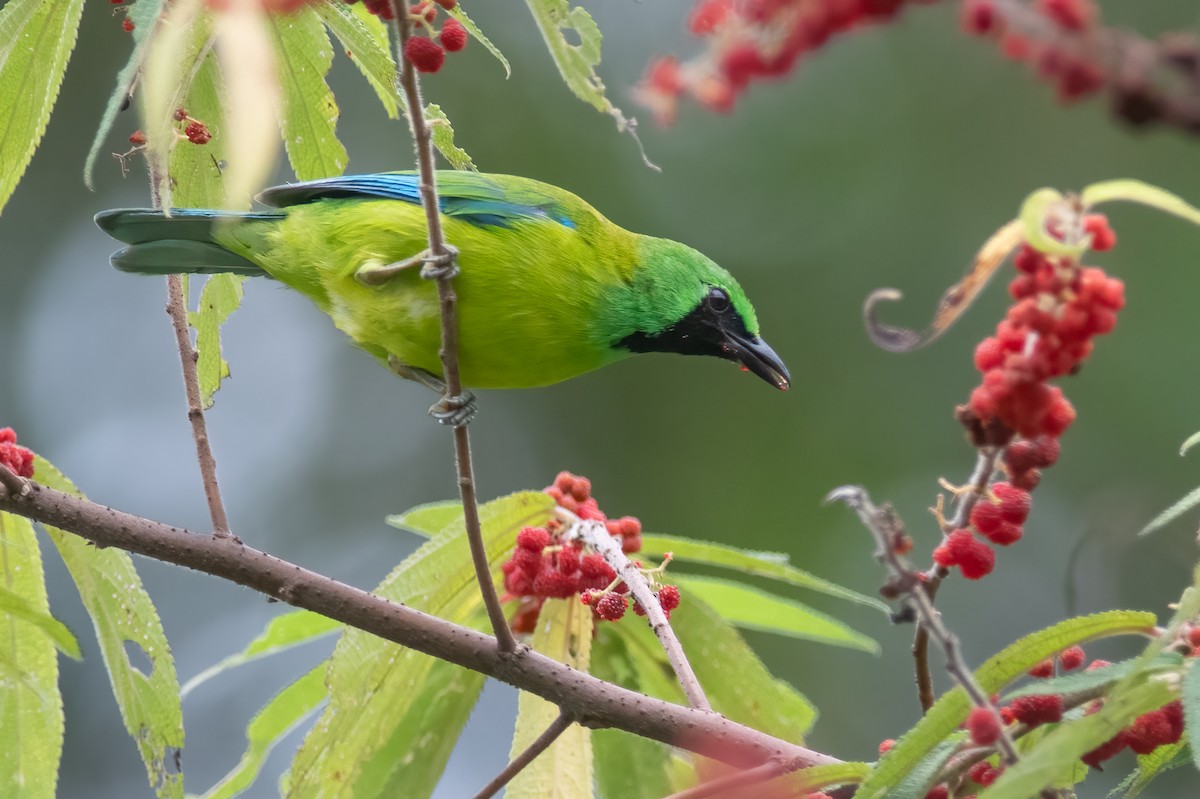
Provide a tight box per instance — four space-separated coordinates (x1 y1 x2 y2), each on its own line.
96 171 789 393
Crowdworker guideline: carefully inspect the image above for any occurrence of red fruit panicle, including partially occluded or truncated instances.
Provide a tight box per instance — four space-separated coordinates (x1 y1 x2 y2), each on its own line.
939 529 996 580
184 121 212 144
1126 701 1184 755
1084 214 1117 251
658 584 681 612
128 129 147 146
439 18 467 51
595 592 627 621
0 428 35 479
992 482 1031 525
122 17 135 32
405 36 445 73
966 706 1002 746
517 527 551 552
1028 659 1054 678
1010 694 1064 726
1082 731 1127 768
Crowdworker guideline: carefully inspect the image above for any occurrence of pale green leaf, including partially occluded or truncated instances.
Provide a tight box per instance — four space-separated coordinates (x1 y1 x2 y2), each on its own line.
182 609 339 698
188 273 244 408
1082 179 1200 226
981 680 1175 799
855 610 1157 799
1018 188 1084 257
1180 430 1200 457
0 0 86 216
507 598 593 799
1003 654 1182 700
0 585 80 660
524 0 630 131
385 499 460 538
316 0 400 119
1111 740 1191 798
287 491 553 797
269 7 347 181
674 575 879 654
640 534 887 612
593 728 675 799
200 665 326 799
1138 485 1200 538
33 457 184 798
84 0 166 189
445 3 509 77
425 104 475 171
0 513 62 799
790 762 872 793
889 738 962 799
1185 658 1200 770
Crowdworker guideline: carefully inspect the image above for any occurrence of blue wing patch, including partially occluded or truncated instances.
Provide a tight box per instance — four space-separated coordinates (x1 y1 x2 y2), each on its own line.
256 172 576 229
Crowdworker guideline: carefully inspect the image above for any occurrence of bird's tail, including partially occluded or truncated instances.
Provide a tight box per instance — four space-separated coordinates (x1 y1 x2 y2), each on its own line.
94 208 284 277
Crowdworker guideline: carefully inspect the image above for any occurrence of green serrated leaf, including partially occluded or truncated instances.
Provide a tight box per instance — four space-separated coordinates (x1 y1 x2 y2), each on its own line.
1139 485 1200 538
445 3 509 78
675 575 879 654
385 499 459 538
316 0 400 119
425 104 475 171
524 0 629 131
507 598 593 799
1184 659 1200 770
287 491 553 798
1003 654 1182 701
188 273 244 408
0 585 80 660
1019 188 1085 257
32 457 184 799
182 609 340 698
0 512 63 799
84 0 166 188
855 610 1157 799
640 534 887 612
200 665 326 799
981 680 1175 799
0 0 86 216
1082 179 1200 226
269 7 347 181
890 738 963 799
1111 740 1191 798
791 761 872 793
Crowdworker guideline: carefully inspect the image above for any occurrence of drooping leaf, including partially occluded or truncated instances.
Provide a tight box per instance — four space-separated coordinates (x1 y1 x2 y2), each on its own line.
182 609 340 698
199 665 326 799
640 534 886 612
506 598 593 799
790 761 872 794
445 3 510 77
316 0 400 119
84 0 166 188
188 273 244 408
855 611 1157 799
1138 485 1200 538
0 512 63 799
888 738 963 799
1082 179 1200 227
385 499 460 539
1180 430 1200 458
1019 188 1084 257
0 0 86 216
1110 740 1192 798
269 7 347 181
425 104 475 171
1002 654 1182 700
286 491 553 797
32 457 184 799
1184 657 1200 770
674 575 879 654
0 585 80 660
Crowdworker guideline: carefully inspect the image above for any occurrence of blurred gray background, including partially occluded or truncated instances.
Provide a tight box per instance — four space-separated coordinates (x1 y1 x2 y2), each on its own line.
2 1 1199 796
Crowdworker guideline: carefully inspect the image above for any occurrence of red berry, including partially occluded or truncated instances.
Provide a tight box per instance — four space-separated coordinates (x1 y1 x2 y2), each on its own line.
517 526 551 552
1084 214 1117 251
983 521 1022 546
1037 0 1094 31
557 546 580 574
621 534 643 554
924 787 948 799
878 738 896 754
553 471 575 492
974 337 1004 372
122 17 134 32
439 18 467 51
1082 732 1127 768
1029 658 1054 678
992 482 1032 525
961 0 999 36
532 569 579 599
967 761 1001 786
184 121 211 144
504 567 535 596
1010 467 1041 491
1041 392 1075 437
404 36 445 73
689 0 731 34
947 530 995 580
173 107 189 121
1188 626 1200 648
580 553 614 580
1009 694 1064 726
128 129 146 146
658 584 681 611
647 56 684 96
966 706 1002 746
1059 645 1086 671
969 500 1004 535
595 592 627 621
433 0 456 7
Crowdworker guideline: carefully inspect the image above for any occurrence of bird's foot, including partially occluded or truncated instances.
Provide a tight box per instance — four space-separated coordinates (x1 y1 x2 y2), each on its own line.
429 392 477 427
388 358 446 392
419 244 460 281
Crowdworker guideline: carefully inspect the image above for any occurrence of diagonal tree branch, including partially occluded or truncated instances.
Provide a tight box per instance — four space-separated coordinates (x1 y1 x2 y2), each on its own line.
0 467 840 773
387 1 515 655
472 711 574 799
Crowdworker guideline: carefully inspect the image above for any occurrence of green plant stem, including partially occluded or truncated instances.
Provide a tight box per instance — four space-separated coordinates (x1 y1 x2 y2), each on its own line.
387 6 515 654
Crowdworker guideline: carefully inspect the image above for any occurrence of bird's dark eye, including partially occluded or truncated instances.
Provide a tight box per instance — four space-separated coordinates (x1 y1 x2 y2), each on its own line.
706 287 731 313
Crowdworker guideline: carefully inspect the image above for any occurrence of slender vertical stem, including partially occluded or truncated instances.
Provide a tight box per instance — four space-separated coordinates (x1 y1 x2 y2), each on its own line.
388 6 516 654
471 711 574 799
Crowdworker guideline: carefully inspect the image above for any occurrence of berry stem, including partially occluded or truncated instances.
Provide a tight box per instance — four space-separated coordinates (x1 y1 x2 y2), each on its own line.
0 462 28 498
558 507 712 712
828 485 1021 765
386 5 516 654
471 711 574 799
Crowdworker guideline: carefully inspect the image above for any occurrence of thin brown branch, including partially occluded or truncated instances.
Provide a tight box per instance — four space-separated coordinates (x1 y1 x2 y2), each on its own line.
828 484 1021 766
387 4 515 654
0 475 842 771
0 463 28 497
472 711 574 799
562 509 712 712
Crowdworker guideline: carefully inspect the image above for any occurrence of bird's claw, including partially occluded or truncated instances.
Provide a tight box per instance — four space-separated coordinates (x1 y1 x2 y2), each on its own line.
420 244 460 281
429 392 477 427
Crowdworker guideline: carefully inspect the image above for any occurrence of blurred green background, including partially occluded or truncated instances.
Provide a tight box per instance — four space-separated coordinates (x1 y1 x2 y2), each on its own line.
2 1 1199 796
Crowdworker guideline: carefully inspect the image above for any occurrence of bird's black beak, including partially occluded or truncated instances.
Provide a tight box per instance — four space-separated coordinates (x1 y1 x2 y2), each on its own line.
724 332 790 391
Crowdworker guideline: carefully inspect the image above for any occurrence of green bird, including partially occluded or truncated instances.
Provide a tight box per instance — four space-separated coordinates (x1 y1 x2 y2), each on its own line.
96 171 789 399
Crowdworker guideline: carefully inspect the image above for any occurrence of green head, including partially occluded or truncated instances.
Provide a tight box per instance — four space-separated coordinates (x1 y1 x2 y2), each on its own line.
602 237 789 390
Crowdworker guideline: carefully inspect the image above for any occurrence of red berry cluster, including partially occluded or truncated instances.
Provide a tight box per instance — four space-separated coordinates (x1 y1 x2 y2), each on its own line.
936 214 1122 581
0 428 34 479
962 0 1106 103
499 472 678 633
637 0 941 124
1083 701 1185 768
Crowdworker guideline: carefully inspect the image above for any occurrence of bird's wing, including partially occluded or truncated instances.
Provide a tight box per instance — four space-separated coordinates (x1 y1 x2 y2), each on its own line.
256 172 578 229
